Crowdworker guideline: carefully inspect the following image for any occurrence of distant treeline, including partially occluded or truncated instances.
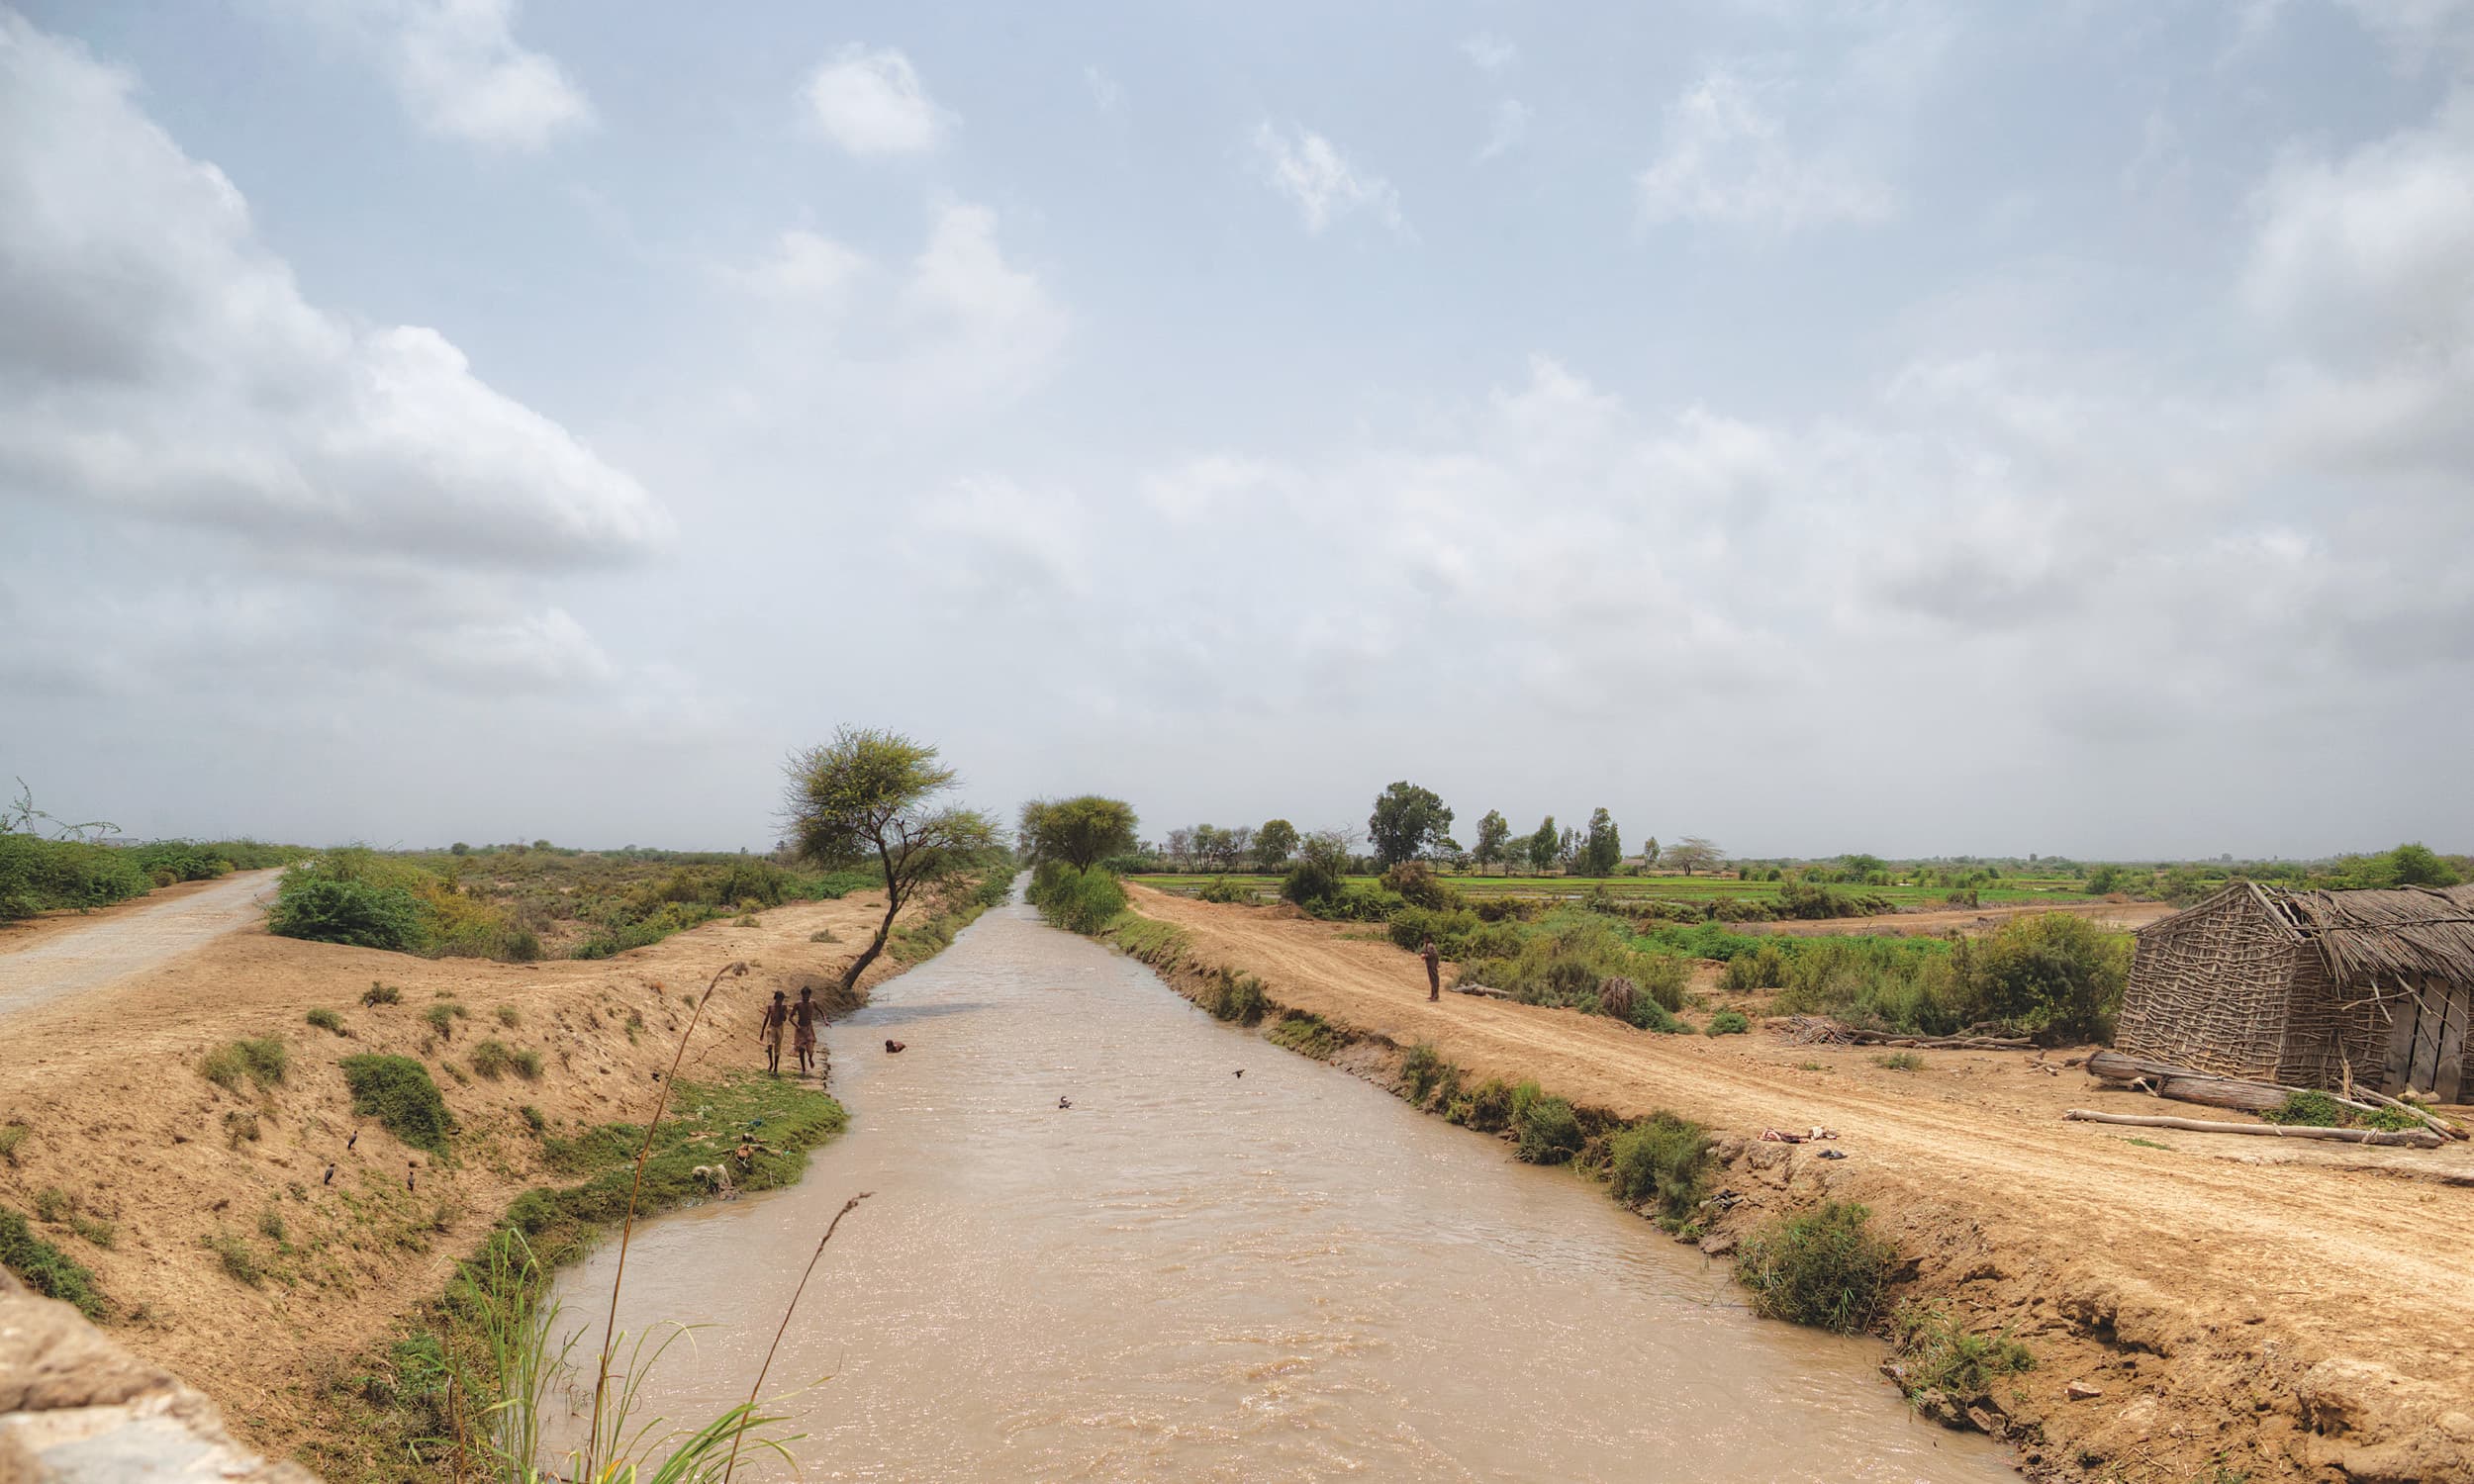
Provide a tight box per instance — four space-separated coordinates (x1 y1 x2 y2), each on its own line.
0 780 310 923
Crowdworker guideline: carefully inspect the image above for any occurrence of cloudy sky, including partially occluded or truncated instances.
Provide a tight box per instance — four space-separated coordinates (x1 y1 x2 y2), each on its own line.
4 2 2470 860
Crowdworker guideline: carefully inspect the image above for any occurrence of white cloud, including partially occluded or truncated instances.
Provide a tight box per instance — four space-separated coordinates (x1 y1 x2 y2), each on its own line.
1476 98 1531 162
1251 122 1406 234
718 201 1068 417
1636 67 1894 232
0 14 665 566
805 44 946 157
284 0 592 151
1085 63 1122 113
1460 32 1518 72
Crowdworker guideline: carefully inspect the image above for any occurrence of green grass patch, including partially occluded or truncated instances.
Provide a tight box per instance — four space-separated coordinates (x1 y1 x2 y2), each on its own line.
1266 1011 1348 1061
205 1229 263 1286
0 1207 106 1318
1705 1009 1751 1036
1735 1201 1899 1335
362 981 403 1006
199 1037 287 1094
340 1055 457 1155
1872 1051 1925 1071
0 1123 24 1165
1196 967 1270 1026
1509 1080 1584 1164
1604 1113 1713 1222
1891 1302 2034 1398
306 1007 347 1035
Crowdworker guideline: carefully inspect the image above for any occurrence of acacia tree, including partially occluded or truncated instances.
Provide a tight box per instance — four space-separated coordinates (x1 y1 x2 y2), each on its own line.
1527 815 1559 875
1018 795 1139 871
1582 807 1622 877
1666 836 1724 877
1473 809 1510 873
783 728 999 992
1164 827 1195 870
1368 782 1454 868
1254 818 1299 870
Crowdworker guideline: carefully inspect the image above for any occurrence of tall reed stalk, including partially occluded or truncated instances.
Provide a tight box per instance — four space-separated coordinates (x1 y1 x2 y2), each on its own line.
433 957 869 1482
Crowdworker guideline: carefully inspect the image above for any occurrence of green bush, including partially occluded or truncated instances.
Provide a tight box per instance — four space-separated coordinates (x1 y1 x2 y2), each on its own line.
1266 1011 1347 1060
306 1008 346 1035
1378 861 1461 911
1198 967 1269 1026
1735 1202 1898 1335
1027 862 1128 935
1444 1076 1516 1132
0 833 151 921
361 981 402 1006
1605 1113 1712 1220
1720 945 1788 991
1891 1302 2034 1398
1400 1043 1450 1106
1195 876 1252 904
0 1208 105 1318
469 1040 515 1079
1279 835 1351 909
205 1230 262 1286
1705 1009 1751 1036
268 875 424 952
339 1055 456 1154
511 1048 542 1080
1510 1083 1584 1164
1971 913 2131 1043
1463 910 1686 1020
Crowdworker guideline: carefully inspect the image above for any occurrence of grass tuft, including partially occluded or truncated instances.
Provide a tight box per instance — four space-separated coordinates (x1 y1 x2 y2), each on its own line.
307 1007 347 1035
1735 1201 1899 1335
340 1054 456 1154
1 1207 106 1318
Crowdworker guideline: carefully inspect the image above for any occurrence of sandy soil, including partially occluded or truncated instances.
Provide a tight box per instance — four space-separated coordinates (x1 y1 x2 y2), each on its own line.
1128 885 2474 1484
0 870 284 1018
0 889 918 1461
1752 899 2177 938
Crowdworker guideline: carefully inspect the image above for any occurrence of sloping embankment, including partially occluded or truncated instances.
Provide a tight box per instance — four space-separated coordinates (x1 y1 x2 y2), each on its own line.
1108 885 2474 1484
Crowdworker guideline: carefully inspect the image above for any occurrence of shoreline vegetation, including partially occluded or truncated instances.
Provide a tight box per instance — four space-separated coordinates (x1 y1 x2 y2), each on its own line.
1032 879 1990 1407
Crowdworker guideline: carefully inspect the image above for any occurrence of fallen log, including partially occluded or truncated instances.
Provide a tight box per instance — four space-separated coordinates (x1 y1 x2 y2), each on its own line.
2084 1051 2468 1138
1452 983 1513 1000
2061 1109 2443 1149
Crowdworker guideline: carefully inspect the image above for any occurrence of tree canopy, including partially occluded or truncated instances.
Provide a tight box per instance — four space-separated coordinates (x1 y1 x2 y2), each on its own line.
783 728 999 989
1367 781 1454 868
1527 815 1559 874
1255 818 1299 870
1018 795 1140 871
1582 808 1622 877
1665 836 1724 877
1473 809 1510 872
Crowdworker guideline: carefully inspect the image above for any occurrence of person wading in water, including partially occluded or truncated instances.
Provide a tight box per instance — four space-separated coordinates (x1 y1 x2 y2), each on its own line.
792 984 820 1077
758 989 789 1074
1421 936 1442 1001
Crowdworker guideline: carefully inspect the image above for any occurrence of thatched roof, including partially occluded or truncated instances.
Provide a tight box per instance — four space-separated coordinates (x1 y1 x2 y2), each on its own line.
2146 881 2474 988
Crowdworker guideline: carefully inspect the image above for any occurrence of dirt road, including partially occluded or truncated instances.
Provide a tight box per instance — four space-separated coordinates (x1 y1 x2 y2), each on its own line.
1128 885 2474 1484
0 870 282 1019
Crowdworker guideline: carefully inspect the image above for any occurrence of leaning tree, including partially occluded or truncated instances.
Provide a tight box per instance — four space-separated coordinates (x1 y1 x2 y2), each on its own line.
783 728 999 991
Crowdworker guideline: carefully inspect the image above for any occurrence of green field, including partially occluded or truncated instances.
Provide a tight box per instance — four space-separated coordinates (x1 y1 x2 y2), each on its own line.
1130 873 2082 907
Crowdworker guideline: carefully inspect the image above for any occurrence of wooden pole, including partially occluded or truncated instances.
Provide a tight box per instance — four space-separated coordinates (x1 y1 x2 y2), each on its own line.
2062 1109 2443 1148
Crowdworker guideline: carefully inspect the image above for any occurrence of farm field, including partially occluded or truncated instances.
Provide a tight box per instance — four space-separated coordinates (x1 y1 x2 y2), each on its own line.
1131 872 2088 907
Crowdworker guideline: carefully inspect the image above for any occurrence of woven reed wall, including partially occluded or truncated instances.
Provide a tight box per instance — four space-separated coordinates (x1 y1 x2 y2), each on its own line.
2119 887 2296 1079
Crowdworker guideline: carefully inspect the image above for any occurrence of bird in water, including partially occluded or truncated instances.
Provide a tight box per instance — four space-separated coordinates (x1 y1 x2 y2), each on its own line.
1057 1096 1073 1110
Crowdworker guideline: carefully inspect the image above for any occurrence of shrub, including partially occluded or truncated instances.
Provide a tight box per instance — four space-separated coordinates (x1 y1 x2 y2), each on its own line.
1510 1083 1583 1164
1971 913 2131 1043
424 1002 466 1038
267 875 424 952
1605 1113 1712 1221
511 1048 543 1080
1462 910 1686 1020
339 1055 455 1154
494 1005 520 1028
69 1213 114 1249
2263 1090 2347 1127
258 1207 287 1243
198 1044 244 1092
223 1110 261 1148
469 1040 515 1079
1721 945 1788 991
1379 861 1461 911
1199 968 1269 1026
1027 862 1128 936
1891 1302 2034 1398
0 1123 24 1165
306 1007 346 1035
1279 834 1351 909
1444 1076 1516 1132
1873 1051 1925 1071
361 980 402 1006
0 1208 105 1318
34 1187 68 1222
809 928 840 944
1735 1202 1898 1335
520 1104 547 1134
1400 1043 1449 1106
1705 1009 1751 1036
1195 876 1252 905
1387 905 1492 957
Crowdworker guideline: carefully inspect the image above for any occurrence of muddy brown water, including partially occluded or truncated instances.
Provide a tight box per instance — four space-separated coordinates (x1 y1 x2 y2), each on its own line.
550 897 2013 1481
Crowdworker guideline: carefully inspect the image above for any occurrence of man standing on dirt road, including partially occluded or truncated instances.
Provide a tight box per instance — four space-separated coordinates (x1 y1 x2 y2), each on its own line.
1421 937 1441 1001
793 984 819 1077
759 989 789 1074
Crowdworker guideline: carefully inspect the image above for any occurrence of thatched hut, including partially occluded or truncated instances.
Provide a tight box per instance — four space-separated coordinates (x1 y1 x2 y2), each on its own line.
2116 881 2474 1103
